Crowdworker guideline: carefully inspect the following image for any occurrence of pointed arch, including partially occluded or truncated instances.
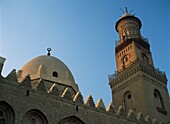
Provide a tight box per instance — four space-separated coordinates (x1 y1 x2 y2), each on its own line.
22 109 48 124
154 89 167 115
0 101 15 124
58 116 85 124
123 91 135 112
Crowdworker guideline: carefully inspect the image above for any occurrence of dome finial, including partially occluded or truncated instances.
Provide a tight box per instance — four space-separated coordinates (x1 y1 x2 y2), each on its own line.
120 7 130 14
125 7 128 13
47 48 52 56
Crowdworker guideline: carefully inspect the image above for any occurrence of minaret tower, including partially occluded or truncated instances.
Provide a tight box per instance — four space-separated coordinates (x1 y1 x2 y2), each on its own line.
109 9 170 122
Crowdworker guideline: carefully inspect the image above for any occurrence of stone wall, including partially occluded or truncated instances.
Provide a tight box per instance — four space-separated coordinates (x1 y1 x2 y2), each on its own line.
0 70 164 124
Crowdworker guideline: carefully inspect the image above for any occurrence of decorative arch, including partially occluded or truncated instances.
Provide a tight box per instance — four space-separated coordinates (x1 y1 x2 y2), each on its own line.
22 109 48 124
121 54 130 68
154 89 167 115
58 116 85 124
0 101 15 124
123 91 135 112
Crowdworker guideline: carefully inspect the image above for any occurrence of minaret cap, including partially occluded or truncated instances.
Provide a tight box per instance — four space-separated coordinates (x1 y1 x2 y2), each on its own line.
115 9 142 32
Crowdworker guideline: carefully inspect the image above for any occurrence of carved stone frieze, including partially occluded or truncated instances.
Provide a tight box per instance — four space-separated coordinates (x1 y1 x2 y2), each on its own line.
142 75 166 90
112 75 141 94
109 59 167 89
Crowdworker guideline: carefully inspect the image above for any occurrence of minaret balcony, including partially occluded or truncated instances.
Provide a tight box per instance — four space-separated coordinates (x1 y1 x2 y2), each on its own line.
115 36 150 54
115 36 149 47
108 58 167 88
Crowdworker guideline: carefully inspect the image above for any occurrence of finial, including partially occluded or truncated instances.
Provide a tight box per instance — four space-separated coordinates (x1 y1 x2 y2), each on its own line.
47 48 51 56
120 7 129 14
125 7 128 13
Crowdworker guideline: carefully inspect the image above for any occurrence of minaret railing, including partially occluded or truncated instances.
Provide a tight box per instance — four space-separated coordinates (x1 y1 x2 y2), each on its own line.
108 58 166 82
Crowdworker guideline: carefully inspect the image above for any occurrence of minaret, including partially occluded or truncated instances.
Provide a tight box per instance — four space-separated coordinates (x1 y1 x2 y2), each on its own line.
109 9 170 123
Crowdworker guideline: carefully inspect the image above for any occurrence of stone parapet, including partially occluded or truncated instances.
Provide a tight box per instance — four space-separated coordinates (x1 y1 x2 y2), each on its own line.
0 71 166 124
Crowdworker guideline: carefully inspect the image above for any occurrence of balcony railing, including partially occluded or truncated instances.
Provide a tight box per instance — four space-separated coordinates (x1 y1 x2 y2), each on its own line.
108 58 166 82
115 36 149 46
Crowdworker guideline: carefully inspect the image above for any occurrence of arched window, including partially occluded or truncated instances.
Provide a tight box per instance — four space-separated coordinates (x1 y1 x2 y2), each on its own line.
53 71 58 77
122 54 129 63
124 56 128 62
58 116 85 124
22 109 48 124
123 91 135 112
0 101 15 124
154 89 167 115
121 54 130 68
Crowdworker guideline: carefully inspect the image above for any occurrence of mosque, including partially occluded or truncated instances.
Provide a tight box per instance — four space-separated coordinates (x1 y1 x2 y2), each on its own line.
0 10 170 124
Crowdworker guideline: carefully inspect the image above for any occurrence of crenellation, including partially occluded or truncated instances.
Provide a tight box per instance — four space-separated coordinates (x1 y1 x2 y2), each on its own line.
95 98 106 111
85 95 95 108
116 106 127 118
36 79 46 92
106 102 116 114
48 83 59 96
0 71 168 124
145 116 152 124
137 112 145 123
0 56 6 74
73 92 84 105
127 110 137 122
61 87 72 100
20 74 32 88
5 69 18 83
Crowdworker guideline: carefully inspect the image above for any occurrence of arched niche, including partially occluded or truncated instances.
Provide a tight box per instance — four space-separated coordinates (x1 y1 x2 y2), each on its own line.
154 89 167 115
123 91 135 112
58 116 85 124
22 109 48 124
0 101 15 124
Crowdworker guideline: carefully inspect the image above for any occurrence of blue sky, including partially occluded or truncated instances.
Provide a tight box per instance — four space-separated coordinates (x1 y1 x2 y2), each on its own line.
0 0 170 107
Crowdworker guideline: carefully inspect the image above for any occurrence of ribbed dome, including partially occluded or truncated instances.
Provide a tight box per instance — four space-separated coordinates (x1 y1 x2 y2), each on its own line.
17 55 79 92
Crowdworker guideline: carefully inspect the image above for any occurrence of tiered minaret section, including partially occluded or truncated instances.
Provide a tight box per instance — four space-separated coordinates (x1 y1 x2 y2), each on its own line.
115 12 154 72
109 11 170 123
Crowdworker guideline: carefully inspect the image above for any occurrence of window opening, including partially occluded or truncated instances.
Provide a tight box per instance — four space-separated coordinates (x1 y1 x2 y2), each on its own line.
26 90 29 97
53 71 58 77
128 94 132 99
76 105 78 112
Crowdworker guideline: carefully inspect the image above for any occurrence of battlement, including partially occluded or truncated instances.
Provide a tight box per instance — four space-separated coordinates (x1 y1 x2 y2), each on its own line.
0 68 166 124
0 56 6 74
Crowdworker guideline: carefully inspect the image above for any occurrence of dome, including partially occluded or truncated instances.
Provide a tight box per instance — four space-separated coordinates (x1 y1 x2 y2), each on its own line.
115 12 142 32
17 55 79 92
120 12 133 19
